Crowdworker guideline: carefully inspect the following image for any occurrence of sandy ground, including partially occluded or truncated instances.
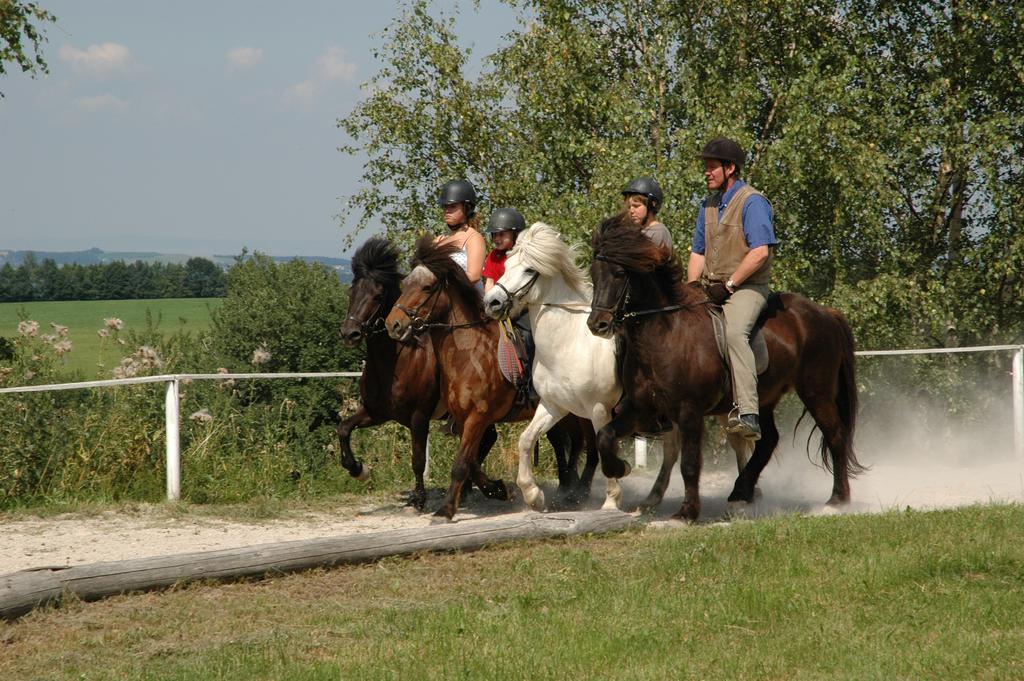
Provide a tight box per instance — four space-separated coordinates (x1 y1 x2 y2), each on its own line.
2 430 1021 576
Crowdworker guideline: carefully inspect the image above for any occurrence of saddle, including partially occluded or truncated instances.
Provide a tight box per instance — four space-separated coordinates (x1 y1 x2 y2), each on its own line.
706 293 777 376
497 314 535 407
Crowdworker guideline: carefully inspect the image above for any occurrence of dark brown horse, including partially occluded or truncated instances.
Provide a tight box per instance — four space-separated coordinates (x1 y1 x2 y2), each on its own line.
338 238 467 510
385 235 597 519
587 215 864 521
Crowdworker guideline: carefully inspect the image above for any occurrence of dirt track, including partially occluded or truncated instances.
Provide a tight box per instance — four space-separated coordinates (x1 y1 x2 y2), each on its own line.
3 438 1021 576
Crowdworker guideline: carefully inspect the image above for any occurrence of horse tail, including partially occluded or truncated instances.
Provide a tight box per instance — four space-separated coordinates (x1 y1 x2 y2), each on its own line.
828 308 866 476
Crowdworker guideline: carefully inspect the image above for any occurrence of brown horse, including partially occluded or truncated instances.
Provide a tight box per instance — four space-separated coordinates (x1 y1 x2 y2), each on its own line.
385 235 597 520
587 215 864 521
338 238 469 510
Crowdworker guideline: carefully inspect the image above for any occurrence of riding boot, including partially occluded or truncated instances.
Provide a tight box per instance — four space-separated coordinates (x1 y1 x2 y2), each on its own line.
727 412 761 441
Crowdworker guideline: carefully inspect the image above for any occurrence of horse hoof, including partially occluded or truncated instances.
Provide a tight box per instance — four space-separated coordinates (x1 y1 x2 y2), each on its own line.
524 488 545 511
430 513 454 524
601 497 620 511
727 501 749 518
752 486 763 500
356 465 372 483
816 504 841 516
636 501 659 516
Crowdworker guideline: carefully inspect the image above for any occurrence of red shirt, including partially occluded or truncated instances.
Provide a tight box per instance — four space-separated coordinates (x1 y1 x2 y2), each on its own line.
482 249 508 281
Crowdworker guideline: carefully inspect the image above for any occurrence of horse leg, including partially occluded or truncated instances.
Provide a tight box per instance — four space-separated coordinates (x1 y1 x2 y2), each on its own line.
798 394 853 506
462 424 498 502
727 408 780 506
335 406 381 482
516 403 566 511
435 417 494 520
545 418 579 499
595 405 635 510
672 410 705 522
574 421 598 504
637 424 680 513
716 414 760 499
407 412 430 511
469 423 509 503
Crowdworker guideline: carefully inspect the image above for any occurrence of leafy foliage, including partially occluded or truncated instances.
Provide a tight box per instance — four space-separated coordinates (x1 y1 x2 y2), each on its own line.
339 0 1024 350
0 0 56 97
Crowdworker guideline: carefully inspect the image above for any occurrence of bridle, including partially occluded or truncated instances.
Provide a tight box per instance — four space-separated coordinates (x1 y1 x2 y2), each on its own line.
492 270 540 316
346 298 387 336
393 274 487 334
591 253 709 325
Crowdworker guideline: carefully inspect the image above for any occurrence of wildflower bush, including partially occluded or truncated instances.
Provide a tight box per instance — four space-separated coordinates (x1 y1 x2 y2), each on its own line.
0 256 441 512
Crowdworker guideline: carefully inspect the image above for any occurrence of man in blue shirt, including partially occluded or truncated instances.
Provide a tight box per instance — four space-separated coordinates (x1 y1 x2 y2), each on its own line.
686 137 778 440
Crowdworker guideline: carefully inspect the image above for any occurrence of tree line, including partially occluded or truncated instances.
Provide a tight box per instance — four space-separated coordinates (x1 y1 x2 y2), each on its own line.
340 0 1023 351
0 255 227 302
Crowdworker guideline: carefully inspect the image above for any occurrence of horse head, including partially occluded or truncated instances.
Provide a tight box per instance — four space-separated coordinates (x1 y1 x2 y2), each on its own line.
587 213 680 338
484 222 590 320
385 234 483 342
342 238 403 345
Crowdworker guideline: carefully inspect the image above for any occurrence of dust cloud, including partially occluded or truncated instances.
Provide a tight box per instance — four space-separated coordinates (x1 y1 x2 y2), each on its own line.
608 375 1023 522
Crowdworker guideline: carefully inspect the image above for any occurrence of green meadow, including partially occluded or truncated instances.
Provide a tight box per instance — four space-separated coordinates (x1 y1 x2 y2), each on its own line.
0 298 221 377
3 504 1023 680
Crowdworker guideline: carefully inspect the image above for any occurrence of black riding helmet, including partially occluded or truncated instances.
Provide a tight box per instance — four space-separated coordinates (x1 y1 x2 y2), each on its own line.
621 176 664 214
486 207 526 234
438 179 477 217
699 137 745 174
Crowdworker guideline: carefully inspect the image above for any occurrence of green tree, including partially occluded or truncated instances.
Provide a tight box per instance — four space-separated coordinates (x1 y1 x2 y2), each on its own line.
211 253 363 430
183 257 226 298
339 0 1024 350
0 0 56 97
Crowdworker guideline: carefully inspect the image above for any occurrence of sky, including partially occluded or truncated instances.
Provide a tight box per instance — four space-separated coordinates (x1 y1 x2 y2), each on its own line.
0 0 520 258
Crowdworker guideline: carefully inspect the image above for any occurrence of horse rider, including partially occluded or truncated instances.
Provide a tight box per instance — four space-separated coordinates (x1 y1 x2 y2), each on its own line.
622 176 673 256
436 179 486 294
686 137 778 441
482 207 527 292
482 207 535 400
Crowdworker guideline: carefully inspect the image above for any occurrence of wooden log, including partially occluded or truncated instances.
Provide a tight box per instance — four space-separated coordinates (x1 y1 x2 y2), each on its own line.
0 510 634 620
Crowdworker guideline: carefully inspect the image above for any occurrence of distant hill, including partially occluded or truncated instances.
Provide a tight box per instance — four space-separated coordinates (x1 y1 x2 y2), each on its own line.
0 248 352 282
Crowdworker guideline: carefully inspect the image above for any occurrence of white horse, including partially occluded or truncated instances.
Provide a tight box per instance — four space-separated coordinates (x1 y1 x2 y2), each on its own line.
483 222 753 513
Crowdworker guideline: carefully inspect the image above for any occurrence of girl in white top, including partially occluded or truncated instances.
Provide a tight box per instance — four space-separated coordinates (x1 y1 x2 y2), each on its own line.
435 179 486 293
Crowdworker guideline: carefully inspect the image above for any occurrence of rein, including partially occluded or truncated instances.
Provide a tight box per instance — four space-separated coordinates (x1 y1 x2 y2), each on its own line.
592 252 711 324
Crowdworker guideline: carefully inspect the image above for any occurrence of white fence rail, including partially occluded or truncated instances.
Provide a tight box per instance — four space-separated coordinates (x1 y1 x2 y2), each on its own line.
0 372 360 501
1 346 1022 500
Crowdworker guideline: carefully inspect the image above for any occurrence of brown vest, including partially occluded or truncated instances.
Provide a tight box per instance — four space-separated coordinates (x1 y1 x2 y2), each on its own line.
701 184 772 285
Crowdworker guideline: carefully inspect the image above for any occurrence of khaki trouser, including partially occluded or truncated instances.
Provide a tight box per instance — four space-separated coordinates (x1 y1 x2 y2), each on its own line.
722 283 769 415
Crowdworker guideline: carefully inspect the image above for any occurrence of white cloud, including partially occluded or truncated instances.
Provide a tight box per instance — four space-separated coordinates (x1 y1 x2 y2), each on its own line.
316 47 356 82
284 46 357 109
59 42 133 77
284 80 316 111
226 47 264 72
75 94 128 112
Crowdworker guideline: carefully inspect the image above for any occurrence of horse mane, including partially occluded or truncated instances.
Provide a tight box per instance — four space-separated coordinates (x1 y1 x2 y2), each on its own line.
411 233 484 321
591 213 695 305
513 222 591 297
352 238 403 289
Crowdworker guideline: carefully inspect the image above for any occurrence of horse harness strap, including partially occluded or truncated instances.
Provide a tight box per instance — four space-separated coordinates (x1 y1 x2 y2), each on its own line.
620 301 710 319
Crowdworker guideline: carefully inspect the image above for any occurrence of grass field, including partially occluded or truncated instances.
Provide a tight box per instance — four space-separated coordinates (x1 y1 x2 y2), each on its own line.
0 298 221 376
2 503 1022 680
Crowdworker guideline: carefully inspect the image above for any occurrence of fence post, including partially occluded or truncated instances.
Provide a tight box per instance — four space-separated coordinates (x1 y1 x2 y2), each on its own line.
1013 347 1024 464
634 437 648 469
424 436 431 482
165 378 181 501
